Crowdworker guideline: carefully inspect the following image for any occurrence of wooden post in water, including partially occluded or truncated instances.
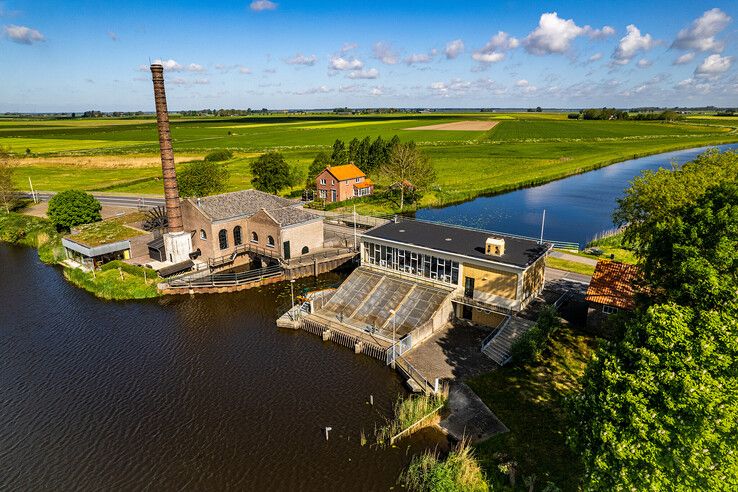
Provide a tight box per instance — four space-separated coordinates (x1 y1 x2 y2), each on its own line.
324 427 332 441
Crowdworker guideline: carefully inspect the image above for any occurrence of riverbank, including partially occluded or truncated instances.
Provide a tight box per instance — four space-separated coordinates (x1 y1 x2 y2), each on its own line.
341 138 738 216
0 211 161 300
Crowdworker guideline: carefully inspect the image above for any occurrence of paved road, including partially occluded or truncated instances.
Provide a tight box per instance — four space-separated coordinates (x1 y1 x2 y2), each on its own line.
22 192 165 208
549 250 598 266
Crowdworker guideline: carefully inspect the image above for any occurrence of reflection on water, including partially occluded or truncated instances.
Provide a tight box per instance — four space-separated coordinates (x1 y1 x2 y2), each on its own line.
418 144 738 246
0 245 445 490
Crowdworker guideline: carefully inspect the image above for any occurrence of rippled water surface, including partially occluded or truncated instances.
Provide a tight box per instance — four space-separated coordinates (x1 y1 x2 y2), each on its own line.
418 143 738 246
0 245 441 490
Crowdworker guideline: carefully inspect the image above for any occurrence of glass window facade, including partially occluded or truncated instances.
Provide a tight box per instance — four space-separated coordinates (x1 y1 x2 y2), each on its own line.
362 241 459 285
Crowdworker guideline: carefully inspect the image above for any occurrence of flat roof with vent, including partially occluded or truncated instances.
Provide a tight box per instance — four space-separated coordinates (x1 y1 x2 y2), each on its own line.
363 219 550 269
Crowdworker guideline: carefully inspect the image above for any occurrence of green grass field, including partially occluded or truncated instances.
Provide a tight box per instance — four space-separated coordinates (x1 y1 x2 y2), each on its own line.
3 112 736 210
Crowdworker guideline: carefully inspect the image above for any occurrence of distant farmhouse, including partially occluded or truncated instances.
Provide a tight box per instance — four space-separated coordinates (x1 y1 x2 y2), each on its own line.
585 260 641 332
315 164 373 203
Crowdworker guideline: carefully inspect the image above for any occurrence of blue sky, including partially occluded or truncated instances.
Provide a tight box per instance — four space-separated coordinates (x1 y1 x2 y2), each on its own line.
0 0 736 111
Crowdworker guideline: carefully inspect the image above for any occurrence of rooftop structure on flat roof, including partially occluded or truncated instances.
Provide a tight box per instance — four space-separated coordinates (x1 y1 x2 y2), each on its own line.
363 218 550 269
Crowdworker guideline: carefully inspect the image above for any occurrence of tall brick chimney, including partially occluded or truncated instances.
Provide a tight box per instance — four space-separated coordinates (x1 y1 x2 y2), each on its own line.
150 63 191 263
150 63 184 233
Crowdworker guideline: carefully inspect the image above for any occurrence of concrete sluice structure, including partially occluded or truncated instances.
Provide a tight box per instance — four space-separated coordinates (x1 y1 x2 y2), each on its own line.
302 267 455 360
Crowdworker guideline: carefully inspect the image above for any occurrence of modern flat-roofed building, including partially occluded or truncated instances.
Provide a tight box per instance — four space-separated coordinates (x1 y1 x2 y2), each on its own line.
360 218 551 322
315 164 373 203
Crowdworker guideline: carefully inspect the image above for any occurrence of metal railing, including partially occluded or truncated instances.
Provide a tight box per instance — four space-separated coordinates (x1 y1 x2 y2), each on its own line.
167 264 284 288
282 246 357 267
208 242 281 268
395 355 437 395
453 295 514 316
480 315 511 351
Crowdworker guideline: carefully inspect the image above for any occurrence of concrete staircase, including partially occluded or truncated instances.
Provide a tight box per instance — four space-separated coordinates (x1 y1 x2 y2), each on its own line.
481 316 536 365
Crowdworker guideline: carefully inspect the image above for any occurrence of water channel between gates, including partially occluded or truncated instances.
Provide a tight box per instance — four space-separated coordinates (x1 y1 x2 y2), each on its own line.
1 143 736 490
417 143 738 247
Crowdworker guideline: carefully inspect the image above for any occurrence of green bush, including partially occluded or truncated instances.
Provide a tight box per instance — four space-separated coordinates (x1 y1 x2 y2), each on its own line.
204 149 233 162
400 440 489 492
510 306 560 364
47 190 102 230
100 260 154 279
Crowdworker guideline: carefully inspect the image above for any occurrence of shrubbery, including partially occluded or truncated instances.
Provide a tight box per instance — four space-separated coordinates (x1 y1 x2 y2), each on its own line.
510 306 560 363
47 190 102 230
204 149 233 162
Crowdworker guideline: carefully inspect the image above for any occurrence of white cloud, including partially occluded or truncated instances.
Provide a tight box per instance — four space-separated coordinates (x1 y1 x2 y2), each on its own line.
472 31 518 64
404 50 436 65
340 42 357 53
471 52 505 63
673 52 695 65
186 63 206 73
338 84 362 93
515 79 529 87
373 42 399 65
329 55 363 71
238 66 252 74
153 59 183 71
588 52 603 63
672 8 731 53
348 68 379 79
292 85 331 95
611 24 655 65
3 24 45 44
523 12 585 55
695 54 733 77
637 59 652 68
588 25 615 39
250 0 277 12
370 86 384 96
429 78 505 97
445 39 464 59
285 53 317 66
107 31 118 42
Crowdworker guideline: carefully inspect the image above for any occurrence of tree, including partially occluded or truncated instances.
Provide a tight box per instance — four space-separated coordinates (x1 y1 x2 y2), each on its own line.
47 190 102 230
250 151 293 194
357 136 371 168
347 137 360 164
305 151 331 190
0 146 17 213
381 143 436 210
568 303 738 491
178 160 230 197
614 150 738 284
203 149 233 162
637 183 738 310
367 136 386 172
331 139 347 165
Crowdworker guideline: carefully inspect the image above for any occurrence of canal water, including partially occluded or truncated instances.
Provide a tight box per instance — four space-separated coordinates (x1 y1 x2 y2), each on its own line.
0 245 443 490
417 143 738 247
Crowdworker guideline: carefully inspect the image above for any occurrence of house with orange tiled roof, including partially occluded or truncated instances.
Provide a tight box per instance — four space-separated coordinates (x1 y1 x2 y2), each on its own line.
315 163 374 203
585 260 641 332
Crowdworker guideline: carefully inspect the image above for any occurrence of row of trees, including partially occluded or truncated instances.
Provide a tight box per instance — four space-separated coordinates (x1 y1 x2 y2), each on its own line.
328 135 402 173
567 108 685 121
568 149 738 490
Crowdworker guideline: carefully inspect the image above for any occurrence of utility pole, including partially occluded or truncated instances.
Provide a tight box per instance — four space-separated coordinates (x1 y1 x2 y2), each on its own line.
389 309 397 369
28 177 36 204
290 278 296 309
353 204 357 251
539 209 546 244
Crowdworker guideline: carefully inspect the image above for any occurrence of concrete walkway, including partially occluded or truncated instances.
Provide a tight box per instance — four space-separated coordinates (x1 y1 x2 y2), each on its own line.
549 250 598 266
440 383 508 443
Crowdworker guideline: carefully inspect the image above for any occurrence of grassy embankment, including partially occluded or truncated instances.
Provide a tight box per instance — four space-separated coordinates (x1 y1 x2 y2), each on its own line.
548 229 638 275
2 113 736 214
375 392 447 445
400 439 489 492
0 210 161 300
545 256 596 276
467 326 597 491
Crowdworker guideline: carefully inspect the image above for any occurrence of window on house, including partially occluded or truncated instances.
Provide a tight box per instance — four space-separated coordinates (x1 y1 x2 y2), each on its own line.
602 305 619 315
218 229 228 250
200 229 207 240
356 177 361 182
319 190 326 198
233 226 242 246
301 246 309 254
320 178 326 185
331 180 335 185
267 235 275 248
251 231 259 243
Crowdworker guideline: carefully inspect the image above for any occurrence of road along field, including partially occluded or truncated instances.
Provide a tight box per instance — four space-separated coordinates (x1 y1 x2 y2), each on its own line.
2 112 736 211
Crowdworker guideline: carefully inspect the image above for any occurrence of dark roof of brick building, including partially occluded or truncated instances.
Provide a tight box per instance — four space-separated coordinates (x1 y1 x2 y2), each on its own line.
190 189 311 223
